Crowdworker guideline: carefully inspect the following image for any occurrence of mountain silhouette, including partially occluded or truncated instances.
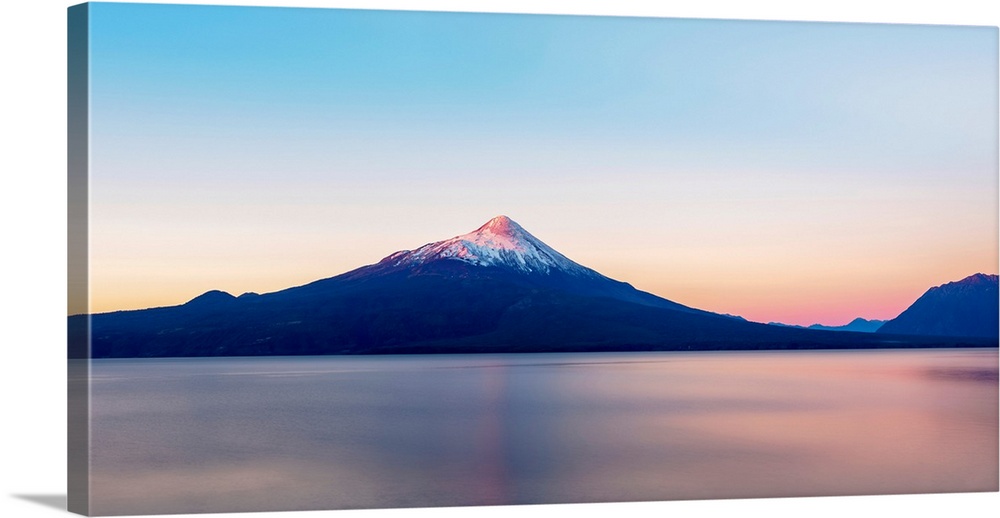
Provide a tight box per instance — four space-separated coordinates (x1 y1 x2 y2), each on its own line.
877 273 998 338
307 215 700 314
769 318 886 333
74 216 995 358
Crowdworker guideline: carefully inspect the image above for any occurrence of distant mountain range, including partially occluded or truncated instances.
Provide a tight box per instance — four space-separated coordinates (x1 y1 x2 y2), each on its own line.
71 216 997 358
767 274 998 338
769 318 887 333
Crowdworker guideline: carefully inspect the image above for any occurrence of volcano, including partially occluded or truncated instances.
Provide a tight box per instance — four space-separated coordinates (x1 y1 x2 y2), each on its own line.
75 216 995 358
319 215 700 314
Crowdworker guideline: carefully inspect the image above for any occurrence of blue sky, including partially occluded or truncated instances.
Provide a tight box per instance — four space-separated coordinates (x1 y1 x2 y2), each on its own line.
86 2 997 324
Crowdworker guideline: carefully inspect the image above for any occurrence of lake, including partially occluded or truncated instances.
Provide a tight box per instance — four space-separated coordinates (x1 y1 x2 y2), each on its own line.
87 349 998 515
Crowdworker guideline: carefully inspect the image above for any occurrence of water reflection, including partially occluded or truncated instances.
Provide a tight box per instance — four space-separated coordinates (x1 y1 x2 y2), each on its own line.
925 367 999 382
89 349 998 515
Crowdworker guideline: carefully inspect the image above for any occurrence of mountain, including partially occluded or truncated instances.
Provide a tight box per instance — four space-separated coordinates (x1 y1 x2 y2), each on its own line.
815 318 886 333
335 215 700 313
769 318 886 333
876 273 999 339
74 216 996 358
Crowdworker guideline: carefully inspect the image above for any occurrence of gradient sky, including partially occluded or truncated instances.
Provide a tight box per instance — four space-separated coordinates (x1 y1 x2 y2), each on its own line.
84 2 998 325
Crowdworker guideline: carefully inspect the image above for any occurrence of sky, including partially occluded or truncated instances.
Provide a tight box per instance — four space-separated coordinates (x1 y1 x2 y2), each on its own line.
82 2 998 325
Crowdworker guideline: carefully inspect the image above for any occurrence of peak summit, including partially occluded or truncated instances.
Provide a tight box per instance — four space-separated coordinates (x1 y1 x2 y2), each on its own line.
476 215 520 235
961 273 998 285
376 215 599 277
929 273 998 293
460 215 533 255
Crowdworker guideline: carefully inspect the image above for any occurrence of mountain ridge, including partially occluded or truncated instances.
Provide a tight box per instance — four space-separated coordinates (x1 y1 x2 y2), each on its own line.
769 318 886 333
286 215 702 314
75 216 998 358
877 273 998 339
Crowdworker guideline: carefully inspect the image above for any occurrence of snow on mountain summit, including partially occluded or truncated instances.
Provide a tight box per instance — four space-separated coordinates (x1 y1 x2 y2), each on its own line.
379 215 601 277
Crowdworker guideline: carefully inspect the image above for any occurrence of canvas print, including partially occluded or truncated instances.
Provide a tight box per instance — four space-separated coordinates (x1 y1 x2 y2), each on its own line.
68 2 999 516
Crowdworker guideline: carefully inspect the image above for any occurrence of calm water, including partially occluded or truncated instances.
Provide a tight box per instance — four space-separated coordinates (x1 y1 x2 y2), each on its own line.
87 349 998 516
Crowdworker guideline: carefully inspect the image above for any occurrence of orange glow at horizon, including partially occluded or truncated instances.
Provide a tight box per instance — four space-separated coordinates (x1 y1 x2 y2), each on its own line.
589 245 998 326
84 222 998 327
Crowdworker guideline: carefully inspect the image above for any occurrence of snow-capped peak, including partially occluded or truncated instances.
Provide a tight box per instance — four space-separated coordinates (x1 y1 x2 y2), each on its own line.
378 215 600 276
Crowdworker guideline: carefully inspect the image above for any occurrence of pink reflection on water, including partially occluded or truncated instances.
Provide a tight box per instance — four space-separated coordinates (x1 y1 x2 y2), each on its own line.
537 350 998 500
472 361 511 505
89 350 998 514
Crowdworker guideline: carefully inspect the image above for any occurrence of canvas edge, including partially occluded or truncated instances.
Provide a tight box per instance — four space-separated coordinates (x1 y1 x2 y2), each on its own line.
67 2 91 516
56 3 1000 517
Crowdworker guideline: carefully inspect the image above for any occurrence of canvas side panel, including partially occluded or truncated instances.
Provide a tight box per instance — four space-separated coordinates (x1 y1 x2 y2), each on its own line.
67 3 91 516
